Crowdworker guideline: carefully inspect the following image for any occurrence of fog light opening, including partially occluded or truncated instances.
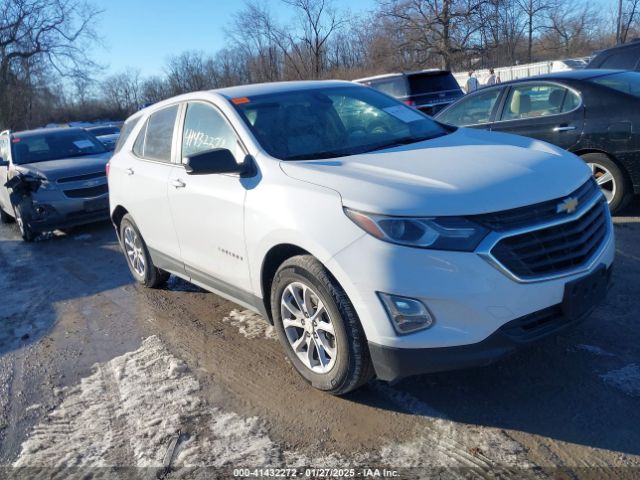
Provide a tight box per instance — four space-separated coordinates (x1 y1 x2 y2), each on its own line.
378 293 434 335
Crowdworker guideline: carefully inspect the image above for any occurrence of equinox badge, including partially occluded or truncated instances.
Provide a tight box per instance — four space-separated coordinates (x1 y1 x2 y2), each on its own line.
557 197 579 214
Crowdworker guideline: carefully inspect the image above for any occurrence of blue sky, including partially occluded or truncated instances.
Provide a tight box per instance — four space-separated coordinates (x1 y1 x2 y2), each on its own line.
97 0 377 78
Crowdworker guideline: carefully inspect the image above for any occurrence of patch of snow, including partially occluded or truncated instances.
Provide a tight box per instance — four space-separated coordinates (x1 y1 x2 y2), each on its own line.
600 364 640 397
223 309 276 340
14 336 278 469
25 404 41 413
574 344 616 357
373 382 532 469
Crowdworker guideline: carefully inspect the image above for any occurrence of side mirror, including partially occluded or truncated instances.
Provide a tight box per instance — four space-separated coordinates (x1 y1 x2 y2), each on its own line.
184 148 247 175
0 158 9 168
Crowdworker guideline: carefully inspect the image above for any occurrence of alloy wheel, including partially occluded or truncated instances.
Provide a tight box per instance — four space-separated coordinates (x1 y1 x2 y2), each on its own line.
123 225 145 276
588 162 616 204
280 281 337 374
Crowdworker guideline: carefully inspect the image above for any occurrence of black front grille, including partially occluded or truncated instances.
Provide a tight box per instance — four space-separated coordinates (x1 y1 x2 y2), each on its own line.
63 184 108 198
491 199 608 278
57 171 106 184
472 178 598 231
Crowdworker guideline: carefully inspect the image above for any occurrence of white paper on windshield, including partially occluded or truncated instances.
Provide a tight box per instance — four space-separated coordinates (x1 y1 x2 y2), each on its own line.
73 140 94 149
383 105 424 123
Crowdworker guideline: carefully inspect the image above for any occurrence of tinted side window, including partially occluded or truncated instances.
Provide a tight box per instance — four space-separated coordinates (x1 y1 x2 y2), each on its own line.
437 88 501 126
502 84 569 121
136 105 178 162
599 50 640 70
368 78 408 98
132 120 147 157
182 103 242 160
561 90 581 112
114 117 140 154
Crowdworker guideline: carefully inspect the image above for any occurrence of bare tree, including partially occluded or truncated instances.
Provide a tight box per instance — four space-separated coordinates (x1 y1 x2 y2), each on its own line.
377 0 487 70
618 0 640 43
101 70 142 118
0 0 101 128
544 1 599 57
516 0 555 63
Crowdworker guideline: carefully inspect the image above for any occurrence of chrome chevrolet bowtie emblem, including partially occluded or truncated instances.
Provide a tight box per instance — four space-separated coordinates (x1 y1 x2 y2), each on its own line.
557 197 579 214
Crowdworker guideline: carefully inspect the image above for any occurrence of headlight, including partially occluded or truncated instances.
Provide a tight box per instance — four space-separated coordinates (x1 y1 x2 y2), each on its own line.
38 180 56 190
344 208 488 251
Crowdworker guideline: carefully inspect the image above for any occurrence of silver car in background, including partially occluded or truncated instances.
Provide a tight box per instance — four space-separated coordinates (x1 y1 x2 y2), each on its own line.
85 125 121 151
0 128 111 241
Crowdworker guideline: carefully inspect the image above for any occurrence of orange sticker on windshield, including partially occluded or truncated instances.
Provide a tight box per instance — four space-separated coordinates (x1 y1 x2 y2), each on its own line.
231 97 250 105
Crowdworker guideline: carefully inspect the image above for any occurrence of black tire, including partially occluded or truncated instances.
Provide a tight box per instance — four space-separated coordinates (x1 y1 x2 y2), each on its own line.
270 255 374 395
0 206 14 224
581 153 632 214
119 214 169 288
14 206 36 242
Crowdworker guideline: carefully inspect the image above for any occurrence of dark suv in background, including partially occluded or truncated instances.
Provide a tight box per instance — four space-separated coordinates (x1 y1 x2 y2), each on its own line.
587 40 640 70
354 70 464 115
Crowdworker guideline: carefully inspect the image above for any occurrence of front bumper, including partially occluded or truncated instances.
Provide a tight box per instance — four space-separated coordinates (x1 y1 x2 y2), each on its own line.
21 194 110 232
369 266 612 382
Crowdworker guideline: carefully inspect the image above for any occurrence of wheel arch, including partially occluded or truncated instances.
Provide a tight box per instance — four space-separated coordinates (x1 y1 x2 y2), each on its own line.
111 205 129 239
571 148 632 183
260 243 312 323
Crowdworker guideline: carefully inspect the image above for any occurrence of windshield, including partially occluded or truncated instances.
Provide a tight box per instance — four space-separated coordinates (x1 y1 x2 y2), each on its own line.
231 86 450 160
589 71 640 98
11 130 108 165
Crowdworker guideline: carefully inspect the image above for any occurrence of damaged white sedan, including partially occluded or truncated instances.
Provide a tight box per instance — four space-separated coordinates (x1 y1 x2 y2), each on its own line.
0 128 111 241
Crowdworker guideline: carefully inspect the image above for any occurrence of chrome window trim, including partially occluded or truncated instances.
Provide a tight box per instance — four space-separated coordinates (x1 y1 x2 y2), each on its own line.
491 81 583 126
476 190 612 283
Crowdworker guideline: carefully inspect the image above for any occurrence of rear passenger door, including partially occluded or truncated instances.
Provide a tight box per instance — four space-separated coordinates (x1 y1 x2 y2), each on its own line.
492 82 584 149
123 104 183 267
168 101 252 294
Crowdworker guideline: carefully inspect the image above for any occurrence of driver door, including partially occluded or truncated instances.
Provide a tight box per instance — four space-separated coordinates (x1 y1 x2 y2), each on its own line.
168 101 252 294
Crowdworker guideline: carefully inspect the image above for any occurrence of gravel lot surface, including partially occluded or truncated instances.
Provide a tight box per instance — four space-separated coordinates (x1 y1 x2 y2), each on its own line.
0 198 639 478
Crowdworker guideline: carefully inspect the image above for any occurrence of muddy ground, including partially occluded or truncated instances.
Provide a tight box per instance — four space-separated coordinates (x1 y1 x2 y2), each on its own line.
0 199 639 479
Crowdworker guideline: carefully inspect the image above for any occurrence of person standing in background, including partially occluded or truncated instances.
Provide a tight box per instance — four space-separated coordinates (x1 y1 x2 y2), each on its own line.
486 68 498 86
465 71 479 93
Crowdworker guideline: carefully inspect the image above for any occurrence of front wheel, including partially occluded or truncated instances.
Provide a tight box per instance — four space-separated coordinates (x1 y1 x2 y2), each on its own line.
14 207 35 242
119 214 169 288
270 255 374 395
582 153 632 214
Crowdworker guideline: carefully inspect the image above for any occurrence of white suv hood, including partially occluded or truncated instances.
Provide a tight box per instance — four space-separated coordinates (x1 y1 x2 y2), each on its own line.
280 128 591 216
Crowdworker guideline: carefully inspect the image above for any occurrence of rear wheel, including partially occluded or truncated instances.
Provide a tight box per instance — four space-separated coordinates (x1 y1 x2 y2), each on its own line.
582 153 632 214
120 214 169 288
271 255 374 395
14 207 35 242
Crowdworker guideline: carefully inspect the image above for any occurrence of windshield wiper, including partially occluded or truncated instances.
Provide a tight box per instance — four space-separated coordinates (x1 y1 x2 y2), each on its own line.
364 136 436 153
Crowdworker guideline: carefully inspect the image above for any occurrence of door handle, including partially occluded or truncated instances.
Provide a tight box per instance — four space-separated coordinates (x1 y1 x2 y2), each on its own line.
553 125 576 132
170 178 186 189
126 168 135 175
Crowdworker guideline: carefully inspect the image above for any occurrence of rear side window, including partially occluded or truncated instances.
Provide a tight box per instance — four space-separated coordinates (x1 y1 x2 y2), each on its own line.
367 78 407 98
437 88 501 126
597 50 639 70
502 84 572 121
114 117 140 154
132 105 179 162
590 71 640 98
408 73 460 93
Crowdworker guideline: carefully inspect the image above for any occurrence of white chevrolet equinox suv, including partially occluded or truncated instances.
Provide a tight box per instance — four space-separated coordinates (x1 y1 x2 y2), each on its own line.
108 81 614 395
